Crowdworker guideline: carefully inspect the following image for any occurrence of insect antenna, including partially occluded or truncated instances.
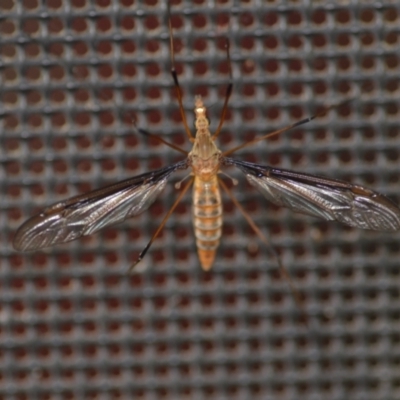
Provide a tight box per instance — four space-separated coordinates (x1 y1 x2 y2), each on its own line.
223 98 354 156
219 177 308 324
128 176 194 273
167 1 194 141
212 38 233 140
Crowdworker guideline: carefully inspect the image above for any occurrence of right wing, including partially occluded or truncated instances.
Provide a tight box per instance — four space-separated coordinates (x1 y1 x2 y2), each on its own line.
225 158 400 232
13 160 188 251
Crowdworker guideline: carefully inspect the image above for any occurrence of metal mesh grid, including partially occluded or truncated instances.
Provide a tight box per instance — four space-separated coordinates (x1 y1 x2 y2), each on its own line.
1 0 400 399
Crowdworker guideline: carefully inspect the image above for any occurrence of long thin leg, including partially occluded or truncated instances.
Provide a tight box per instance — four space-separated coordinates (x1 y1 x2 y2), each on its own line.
129 176 194 272
223 98 353 156
167 1 194 140
218 177 306 312
72 66 186 155
212 39 233 140
135 127 188 155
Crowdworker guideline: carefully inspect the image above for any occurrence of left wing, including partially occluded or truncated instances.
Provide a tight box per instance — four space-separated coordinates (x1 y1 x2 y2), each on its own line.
225 158 400 231
14 160 188 251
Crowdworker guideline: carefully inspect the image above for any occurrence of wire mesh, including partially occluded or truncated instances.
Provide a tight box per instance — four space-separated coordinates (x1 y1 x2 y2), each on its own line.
1 0 400 399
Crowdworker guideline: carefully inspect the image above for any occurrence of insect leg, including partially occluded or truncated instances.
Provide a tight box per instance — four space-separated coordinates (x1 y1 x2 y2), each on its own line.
135 127 188 155
218 177 307 316
167 1 194 140
128 176 194 272
223 98 354 156
212 39 233 140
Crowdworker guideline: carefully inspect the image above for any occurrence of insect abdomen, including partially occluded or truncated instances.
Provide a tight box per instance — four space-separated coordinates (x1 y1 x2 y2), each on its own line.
193 176 222 270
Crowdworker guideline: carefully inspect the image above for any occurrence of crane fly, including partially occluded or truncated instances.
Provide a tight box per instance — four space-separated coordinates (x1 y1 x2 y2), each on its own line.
13 4 400 272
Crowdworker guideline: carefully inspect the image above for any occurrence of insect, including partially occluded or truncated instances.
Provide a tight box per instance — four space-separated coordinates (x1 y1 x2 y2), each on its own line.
13 5 400 271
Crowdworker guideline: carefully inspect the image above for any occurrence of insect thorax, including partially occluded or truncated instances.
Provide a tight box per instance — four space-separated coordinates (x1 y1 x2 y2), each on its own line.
188 96 222 180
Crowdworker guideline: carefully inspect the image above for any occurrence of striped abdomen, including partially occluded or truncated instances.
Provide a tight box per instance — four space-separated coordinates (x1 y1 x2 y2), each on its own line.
193 176 223 270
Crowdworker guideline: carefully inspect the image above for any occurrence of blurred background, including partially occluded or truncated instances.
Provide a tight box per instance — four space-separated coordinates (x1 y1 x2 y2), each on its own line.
1 0 400 399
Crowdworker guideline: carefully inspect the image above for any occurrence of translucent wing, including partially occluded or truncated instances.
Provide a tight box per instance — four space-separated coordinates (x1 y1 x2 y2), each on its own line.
226 158 400 231
14 160 188 251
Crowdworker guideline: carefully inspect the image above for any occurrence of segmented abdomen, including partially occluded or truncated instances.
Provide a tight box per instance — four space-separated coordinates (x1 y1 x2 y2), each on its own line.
193 176 222 270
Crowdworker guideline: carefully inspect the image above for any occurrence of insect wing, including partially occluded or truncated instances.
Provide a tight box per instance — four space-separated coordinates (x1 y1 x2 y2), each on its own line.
13 160 188 251
228 158 400 232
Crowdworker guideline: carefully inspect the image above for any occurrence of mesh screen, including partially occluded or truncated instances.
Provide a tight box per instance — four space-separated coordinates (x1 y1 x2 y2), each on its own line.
1 0 400 399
